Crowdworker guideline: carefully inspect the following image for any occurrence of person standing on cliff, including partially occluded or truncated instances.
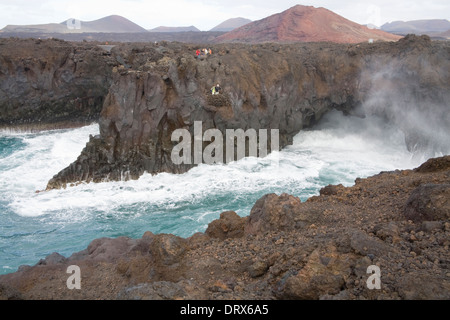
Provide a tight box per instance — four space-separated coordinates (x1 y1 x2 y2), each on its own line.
211 84 221 95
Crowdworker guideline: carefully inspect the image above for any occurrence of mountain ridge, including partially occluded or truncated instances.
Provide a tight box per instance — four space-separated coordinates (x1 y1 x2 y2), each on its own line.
148 26 200 32
210 17 252 32
1 15 147 33
381 19 450 39
381 19 450 33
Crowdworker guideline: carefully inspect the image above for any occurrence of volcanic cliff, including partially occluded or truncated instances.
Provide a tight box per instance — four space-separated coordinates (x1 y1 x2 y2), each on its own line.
42 35 450 190
215 5 402 43
0 38 114 129
1 155 449 300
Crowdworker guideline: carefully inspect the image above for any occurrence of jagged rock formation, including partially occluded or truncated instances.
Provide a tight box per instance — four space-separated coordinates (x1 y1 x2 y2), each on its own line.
45 35 450 189
45 41 357 188
0 38 114 129
1 156 449 300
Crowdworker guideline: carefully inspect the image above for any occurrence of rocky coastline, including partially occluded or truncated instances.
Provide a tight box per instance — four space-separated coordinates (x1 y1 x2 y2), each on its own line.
0 155 449 300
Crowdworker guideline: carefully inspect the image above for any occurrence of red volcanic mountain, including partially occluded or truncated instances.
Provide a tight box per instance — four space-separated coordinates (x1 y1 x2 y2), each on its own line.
216 5 402 43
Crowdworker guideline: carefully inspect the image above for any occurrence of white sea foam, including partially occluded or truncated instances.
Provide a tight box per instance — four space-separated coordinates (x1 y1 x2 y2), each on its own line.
2 111 446 275
1 111 423 225
0 124 99 215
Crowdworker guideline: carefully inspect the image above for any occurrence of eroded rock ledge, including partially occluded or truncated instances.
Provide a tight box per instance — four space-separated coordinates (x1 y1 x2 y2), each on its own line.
1 156 449 300
45 35 450 189
0 38 115 129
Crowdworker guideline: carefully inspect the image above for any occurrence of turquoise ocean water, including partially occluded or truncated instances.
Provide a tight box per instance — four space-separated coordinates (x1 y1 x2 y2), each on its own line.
0 111 438 275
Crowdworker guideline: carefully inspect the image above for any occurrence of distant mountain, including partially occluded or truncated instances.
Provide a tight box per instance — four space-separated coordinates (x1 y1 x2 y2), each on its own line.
381 19 450 35
148 26 200 32
438 29 450 39
1 15 147 33
210 17 252 32
1 23 67 33
215 5 401 43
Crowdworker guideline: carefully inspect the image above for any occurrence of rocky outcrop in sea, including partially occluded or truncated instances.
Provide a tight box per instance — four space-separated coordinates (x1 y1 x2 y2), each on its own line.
41 35 450 189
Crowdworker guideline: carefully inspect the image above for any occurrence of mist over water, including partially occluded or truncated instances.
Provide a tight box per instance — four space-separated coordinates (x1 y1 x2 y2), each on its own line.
0 108 446 274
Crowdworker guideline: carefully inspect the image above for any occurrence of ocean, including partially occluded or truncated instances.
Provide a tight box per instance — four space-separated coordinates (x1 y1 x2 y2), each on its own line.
0 110 437 275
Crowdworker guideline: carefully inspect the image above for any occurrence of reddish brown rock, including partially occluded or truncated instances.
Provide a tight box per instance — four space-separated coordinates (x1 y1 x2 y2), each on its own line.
415 156 450 173
244 193 301 235
404 184 450 222
1 156 450 300
276 246 355 299
205 211 246 240
216 5 401 43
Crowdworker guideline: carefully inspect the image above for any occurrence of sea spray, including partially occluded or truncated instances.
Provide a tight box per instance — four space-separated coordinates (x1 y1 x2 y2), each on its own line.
359 57 450 158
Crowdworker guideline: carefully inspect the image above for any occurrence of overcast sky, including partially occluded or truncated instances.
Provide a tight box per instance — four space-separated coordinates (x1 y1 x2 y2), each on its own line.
0 0 449 30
